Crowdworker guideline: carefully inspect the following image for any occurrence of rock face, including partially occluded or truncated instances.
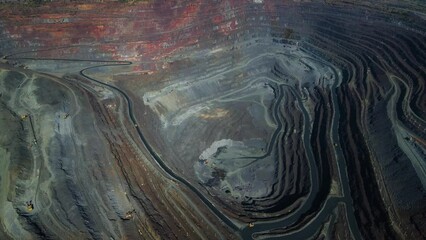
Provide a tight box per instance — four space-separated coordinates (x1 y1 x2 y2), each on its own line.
0 0 425 239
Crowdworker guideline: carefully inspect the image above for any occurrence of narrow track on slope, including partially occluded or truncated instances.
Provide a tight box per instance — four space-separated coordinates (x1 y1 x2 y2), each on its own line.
3 53 351 239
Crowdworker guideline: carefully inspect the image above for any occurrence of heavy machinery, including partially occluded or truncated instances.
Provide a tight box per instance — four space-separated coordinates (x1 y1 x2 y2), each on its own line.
123 209 136 220
26 201 34 212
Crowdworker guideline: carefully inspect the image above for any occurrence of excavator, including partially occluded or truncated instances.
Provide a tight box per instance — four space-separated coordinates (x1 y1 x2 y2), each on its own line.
123 209 136 220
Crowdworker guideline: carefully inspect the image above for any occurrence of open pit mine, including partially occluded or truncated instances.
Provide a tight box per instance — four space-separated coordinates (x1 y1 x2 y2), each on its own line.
0 0 425 239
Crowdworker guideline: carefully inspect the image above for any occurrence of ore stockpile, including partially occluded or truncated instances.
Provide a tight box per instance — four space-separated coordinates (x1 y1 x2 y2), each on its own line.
0 1 425 239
